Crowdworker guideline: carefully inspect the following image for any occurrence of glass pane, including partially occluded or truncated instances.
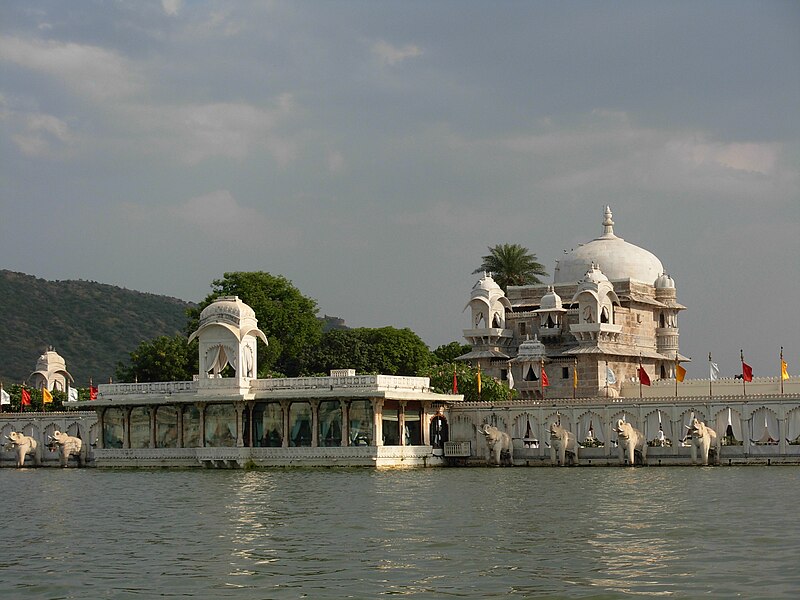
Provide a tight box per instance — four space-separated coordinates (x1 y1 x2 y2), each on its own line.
253 402 283 447
348 400 373 446
103 407 124 448
129 407 151 449
318 401 342 447
156 406 179 448
205 404 237 447
382 407 400 446
183 405 200 447
404 406 421 445
288 402 312 447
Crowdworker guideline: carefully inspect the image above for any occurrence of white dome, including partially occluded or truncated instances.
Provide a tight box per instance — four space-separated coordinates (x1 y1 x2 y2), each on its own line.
198 296 256 322
516 335 546 359
539 286 563 310
655 273 675 289
553 207 664 284
473 273 503 294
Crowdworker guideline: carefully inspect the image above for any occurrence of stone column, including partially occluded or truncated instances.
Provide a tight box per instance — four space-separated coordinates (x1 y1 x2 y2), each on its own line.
603 408 611 457
340 400 349 447
197 402 206 447
373 398 384 446
149 406 157 449
779 417 787 455
233 402 245 447
246 401 255 448
280 400 290 448
123 407 132 449
742 415 751 454
177 405 184 448
311 399 320 447
96 408 106 449
399 401 407 446
421 402 432 446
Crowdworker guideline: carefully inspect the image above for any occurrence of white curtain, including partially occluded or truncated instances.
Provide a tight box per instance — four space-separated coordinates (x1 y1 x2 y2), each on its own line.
578 412 605 443
644 410 671 444
513 413 538 439
715 407 743 442
788 409 800 443
750 408 779 443
206 344 237 375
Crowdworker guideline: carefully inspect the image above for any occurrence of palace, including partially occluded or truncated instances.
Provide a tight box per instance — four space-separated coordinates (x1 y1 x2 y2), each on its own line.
2 206 799 467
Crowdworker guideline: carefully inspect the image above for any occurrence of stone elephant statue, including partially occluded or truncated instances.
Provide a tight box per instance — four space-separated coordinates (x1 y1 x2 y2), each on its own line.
48 430 86 467
549 422 579 466
614 419 646 466
5 431 41 467
479 424 513 466
688 419 719 466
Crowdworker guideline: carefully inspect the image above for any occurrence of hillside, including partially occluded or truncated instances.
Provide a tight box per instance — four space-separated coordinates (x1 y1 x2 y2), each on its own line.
0 270 193 385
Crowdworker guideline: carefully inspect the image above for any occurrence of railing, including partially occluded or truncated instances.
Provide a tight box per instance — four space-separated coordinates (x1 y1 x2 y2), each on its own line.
98 381 198 396
251 374 431 392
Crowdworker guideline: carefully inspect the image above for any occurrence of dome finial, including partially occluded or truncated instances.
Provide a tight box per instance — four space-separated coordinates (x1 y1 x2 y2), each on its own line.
602 205 615 237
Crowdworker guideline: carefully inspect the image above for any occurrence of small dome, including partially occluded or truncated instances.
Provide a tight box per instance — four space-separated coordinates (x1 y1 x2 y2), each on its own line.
580 263 610 285
539 286 563 310
35 349 67 372
473 272 503 294
654 273 675 289
198 296 256 322
554 206 664 284
515 334 546 360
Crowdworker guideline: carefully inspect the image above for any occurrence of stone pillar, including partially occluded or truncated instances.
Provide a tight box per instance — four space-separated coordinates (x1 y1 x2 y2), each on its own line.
123 407 132 449
603 407 611 457
234 402 245 447
421 402 432 446
96 408 105 450
779 417 787 455
177 405 184 448
399 401 407 446
281 401 290 448
340 400 349 447
197 402 206 448
742 415 751 454
149 406 157 449
247 402 255 448
373 398 384 446
311 399 320 447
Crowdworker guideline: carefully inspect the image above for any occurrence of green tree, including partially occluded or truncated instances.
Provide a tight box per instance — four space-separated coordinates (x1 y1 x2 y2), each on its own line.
473 243 548 291
421 362 514 403
115 335 198 383
300 327 432 376
187 272 323 377
432 341 471 364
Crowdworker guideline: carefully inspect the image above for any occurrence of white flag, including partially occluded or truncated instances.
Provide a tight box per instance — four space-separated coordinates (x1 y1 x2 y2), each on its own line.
606 366 617 385
68 386 78 402
507 369 514 390
710 361 720 381
0 388 10 405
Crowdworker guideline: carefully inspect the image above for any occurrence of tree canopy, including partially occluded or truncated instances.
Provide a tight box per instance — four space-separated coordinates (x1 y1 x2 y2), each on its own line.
300 327 432 376
115 335 197 383
421 361 514 403
473 243 548 291
186 272 323 377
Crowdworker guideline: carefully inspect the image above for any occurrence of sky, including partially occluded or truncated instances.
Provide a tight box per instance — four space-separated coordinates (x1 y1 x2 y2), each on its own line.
1 1 798 379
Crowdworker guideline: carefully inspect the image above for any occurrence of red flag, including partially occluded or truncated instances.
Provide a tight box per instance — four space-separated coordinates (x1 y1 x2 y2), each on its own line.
638 366 651 386
90 386 98 400
541 367 549 387
21 388 31 406
452 368 458 394
742 362 753 382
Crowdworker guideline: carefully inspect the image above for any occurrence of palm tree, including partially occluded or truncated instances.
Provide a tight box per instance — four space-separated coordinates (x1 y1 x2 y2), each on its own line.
473 243 548 291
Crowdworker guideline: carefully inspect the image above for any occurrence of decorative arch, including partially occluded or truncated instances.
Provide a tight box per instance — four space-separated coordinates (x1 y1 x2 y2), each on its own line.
713 407 743 445
576 410 605 445
749 407 780 444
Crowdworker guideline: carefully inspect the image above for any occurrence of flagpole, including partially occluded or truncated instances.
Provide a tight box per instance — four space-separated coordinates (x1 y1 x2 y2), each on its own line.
638 356 643 399
780 347 784 394
573 357 577 400
675 351 679 398
708 353 713 399
605 360 609 398
740 349 746 397
540 358 544 401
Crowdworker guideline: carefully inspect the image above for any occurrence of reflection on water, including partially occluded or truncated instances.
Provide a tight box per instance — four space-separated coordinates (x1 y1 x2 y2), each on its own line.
0 467 799 599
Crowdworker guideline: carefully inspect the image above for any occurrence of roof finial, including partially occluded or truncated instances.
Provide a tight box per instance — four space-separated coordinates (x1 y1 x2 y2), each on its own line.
602 205 614 237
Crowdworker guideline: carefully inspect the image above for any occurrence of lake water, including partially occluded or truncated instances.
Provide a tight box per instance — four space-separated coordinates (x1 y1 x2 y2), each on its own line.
1 466 798 599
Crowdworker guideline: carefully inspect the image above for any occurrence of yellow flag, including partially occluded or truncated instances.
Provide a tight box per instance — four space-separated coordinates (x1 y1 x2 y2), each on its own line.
782 360 790 381
476 365 482 395
42 388 53 403
573 367 578 388
676 364 687 382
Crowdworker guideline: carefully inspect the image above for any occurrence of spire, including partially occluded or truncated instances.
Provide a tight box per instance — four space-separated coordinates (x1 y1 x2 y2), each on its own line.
601 205 616 238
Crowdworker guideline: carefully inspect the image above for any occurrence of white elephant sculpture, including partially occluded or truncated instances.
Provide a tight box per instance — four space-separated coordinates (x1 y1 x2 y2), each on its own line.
479 424 513 466
5 431 41 467
688 418 719 466
549 422 579 466
49 430 86 467
614 419 646 466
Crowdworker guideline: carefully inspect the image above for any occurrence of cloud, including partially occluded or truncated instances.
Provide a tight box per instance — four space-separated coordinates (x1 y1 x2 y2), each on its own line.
371 40 423 66
162 0 182 16
0 35 143 102
11 112 74 157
